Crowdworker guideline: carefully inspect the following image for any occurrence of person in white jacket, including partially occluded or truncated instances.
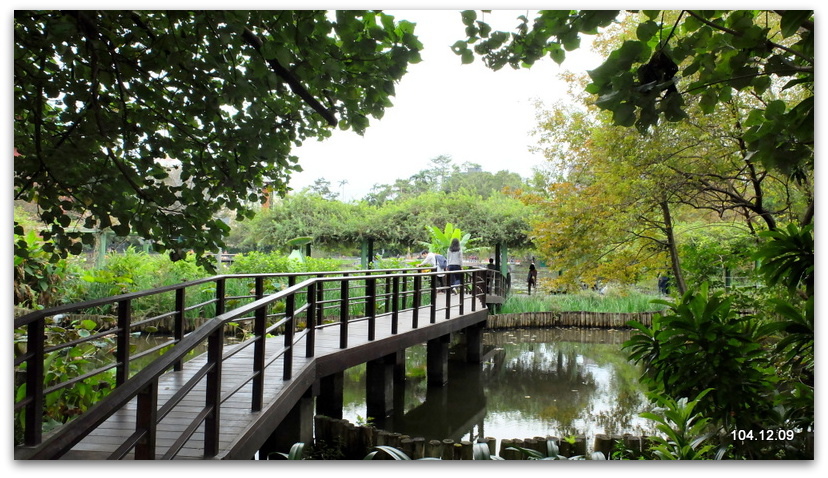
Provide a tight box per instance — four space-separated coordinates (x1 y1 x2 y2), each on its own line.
418 250 446 290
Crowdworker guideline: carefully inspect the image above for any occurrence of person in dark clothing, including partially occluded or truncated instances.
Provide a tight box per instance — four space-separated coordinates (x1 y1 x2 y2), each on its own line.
527 262 538 295
486 258 497 293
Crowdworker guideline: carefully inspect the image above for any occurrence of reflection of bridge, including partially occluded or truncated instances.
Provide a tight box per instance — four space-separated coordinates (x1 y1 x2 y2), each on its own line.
373 345 505 444
14 267 507 459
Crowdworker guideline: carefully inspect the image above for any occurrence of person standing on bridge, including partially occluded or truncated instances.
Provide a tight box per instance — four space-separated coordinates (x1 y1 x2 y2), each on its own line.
418 250 446 291
446 238 463 294
486 257 497 293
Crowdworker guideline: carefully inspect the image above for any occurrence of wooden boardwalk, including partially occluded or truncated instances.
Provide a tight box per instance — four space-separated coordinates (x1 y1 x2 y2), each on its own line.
55 294 487 460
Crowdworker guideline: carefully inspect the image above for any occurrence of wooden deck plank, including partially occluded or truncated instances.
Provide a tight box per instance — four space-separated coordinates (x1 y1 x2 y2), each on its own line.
60 295 486 459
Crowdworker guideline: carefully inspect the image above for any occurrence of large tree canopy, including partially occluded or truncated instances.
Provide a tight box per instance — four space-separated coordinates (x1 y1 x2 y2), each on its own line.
14 10 422 269
455 10 814 178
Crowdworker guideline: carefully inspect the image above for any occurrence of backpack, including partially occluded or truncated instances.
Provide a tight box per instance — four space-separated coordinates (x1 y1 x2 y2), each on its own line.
435 254 447 271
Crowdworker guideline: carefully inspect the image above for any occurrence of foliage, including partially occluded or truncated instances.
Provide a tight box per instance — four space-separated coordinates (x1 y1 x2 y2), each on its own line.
458 10 814 176
268 442 307 460
365 156 525 204
227 188 534 254
754 223 813 296
677 222 759 291
228 251 342 275
421 222 476 254
14 318 117 443
14 10 423 270
623 284 778 433
498 290 667 314
363 445 416 460
639 389 720 460
519 85 809 293
460 10 813 294
13 227 74 308
56 249 211 310
472 442 504 460
751 222 814 434
507 440 606 460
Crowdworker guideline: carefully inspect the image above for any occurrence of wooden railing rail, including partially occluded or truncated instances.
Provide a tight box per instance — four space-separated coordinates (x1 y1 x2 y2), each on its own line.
14 267 495 459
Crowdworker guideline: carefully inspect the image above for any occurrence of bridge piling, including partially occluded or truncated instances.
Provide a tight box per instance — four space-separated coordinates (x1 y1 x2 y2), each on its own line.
260 388 314 459
316 372 344 419
426 334 450 387
366 353 396 419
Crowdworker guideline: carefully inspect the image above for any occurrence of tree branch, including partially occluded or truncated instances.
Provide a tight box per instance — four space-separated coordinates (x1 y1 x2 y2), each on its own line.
241 27 338 126
685 10 813 64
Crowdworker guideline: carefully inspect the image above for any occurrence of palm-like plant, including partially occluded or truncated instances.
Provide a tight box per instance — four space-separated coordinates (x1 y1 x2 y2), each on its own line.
639 389 721 460
420 223 479 254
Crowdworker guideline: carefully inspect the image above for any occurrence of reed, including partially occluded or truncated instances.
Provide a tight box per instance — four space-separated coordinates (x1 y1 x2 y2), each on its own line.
500 290 667 314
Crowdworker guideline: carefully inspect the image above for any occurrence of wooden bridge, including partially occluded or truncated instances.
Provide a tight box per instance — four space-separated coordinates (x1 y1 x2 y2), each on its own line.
14 266 507 460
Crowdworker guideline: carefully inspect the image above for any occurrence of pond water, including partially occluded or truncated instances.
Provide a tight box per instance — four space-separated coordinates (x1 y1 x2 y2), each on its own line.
340 327 659 446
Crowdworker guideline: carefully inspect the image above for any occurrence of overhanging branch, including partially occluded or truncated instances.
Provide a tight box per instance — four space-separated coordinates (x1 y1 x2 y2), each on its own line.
241 27 338 127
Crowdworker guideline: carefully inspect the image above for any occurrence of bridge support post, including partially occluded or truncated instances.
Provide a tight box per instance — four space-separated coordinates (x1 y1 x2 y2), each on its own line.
260 388 314 459
465 322 485 363
366 353 396 419
427 334 450 387
316 371 344 419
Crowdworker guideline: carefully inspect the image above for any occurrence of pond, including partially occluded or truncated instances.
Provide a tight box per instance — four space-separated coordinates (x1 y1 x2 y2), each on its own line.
339 327 659 447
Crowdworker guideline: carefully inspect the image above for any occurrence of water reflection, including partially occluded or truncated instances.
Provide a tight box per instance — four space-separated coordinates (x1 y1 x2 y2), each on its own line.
342 328 658 444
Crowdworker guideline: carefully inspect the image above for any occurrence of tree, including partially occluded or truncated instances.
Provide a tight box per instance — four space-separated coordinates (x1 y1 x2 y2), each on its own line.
305 178 339 201
455 10 814 180
14 10 423 269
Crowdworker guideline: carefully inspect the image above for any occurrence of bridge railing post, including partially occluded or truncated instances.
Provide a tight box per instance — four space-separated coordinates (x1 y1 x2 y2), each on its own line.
444 276 452 321
315 274 324 324
459 271 466 315
215 277 226 316
134 378 158 459
252 301 266 412
174 288 185 372
412 274 421 329
339 275 349 348
116 299 131 386
305 282 316 357
255 276 265 300
366 277 377 341
384 275 392 315
391 275 399 334
471 270 480 312
430 273 437 324
204 328 224 457
401 271 411 309
23 318 45 446
283 293 295 380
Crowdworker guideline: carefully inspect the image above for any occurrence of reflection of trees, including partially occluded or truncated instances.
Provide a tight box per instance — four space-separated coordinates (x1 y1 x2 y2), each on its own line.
483 329 653 436
338 329 656 439
485 341 598 432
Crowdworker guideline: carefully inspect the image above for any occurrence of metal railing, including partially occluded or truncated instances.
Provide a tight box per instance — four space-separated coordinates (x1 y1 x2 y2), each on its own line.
14 266 493 459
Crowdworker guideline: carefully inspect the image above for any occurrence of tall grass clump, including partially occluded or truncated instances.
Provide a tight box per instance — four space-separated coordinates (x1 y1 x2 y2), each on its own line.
500 289 668 314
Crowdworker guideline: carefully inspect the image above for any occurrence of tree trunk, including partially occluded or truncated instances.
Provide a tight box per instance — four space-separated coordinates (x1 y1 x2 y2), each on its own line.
660 200 687 295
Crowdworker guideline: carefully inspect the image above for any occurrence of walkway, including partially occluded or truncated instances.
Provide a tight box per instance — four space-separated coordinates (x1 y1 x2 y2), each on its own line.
15 269 494 460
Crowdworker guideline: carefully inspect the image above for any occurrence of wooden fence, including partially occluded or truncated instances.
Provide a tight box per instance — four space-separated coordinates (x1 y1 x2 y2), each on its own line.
312 415 654 460
487 311 655 329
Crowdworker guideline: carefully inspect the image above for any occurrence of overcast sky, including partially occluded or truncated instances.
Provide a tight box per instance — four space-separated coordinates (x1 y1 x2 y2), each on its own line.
288 9 605 201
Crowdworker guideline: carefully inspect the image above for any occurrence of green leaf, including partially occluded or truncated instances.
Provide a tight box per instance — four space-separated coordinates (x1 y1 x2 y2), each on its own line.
612 102 636 127
460 10 477 26
779 10 812 38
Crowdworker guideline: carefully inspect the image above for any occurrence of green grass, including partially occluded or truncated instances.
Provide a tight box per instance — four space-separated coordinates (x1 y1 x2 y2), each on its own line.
499 290 668 314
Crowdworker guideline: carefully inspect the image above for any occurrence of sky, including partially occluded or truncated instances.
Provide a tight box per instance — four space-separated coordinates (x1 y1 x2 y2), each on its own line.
288 9 606 201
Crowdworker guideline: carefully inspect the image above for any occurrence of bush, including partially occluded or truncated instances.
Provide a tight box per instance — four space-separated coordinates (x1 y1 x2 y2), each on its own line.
623 284 779 454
